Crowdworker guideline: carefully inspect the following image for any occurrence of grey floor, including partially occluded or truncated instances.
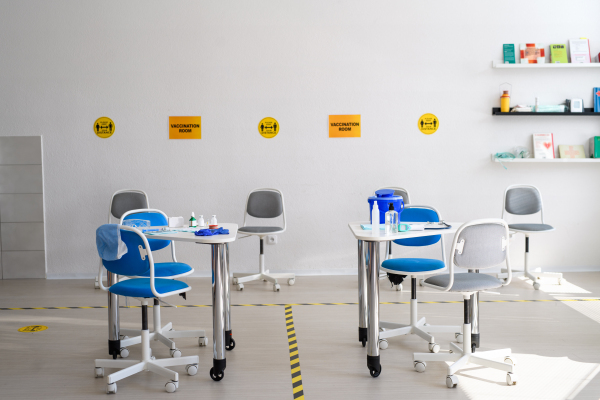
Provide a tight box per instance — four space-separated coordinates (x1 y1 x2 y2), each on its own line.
1 273 600 399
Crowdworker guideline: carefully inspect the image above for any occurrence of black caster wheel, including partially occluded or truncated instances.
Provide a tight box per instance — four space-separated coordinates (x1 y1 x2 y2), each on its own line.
226 338 236 351
369 365 382 378
210 367 224 381
361 338 366 347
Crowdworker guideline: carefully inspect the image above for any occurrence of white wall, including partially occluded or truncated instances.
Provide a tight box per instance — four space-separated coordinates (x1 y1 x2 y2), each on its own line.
1 0 599 278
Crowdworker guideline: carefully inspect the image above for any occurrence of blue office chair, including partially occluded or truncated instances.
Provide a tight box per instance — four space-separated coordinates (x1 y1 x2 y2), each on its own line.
117 209 208 356
379 206 462 351
95 225 199 394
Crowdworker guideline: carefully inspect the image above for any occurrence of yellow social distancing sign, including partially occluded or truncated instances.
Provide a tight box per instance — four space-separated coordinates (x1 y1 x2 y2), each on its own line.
94 117 115 139
18 325 48 333
418 114 439 135
169 116 201 139
258 117 279 138
329 115 360 138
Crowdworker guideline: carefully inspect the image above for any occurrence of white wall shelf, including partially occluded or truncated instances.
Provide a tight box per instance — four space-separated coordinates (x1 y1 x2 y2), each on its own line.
491 154 600 163
492 61 600 69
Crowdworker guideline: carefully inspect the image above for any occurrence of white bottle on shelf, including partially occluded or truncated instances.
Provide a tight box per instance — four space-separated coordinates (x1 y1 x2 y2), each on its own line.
372 201 380 236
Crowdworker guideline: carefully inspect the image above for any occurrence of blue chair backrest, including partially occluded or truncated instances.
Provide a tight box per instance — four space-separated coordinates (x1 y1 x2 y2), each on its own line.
393 207 440 247
123 211 170 251
102 229 151 277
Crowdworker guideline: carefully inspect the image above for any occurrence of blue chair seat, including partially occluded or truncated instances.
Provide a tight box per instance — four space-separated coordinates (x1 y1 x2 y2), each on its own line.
109 278 189 298
381 258 445 274
131 262 193 278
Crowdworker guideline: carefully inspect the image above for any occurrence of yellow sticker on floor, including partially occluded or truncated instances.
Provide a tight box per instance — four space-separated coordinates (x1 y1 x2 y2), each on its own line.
94 117 115 138
169 116 201 139
418 114 439 135
18 325 48 333
259 117 279 138
329 115 360 137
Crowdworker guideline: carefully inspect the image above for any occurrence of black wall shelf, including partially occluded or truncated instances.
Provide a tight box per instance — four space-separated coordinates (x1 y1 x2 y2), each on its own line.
492 107 598 116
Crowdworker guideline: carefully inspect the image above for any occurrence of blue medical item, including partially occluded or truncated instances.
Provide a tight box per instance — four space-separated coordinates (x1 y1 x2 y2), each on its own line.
122 219 150 228
594 87 600 113
123 211 170 251
195 227 230 236
96 224 128 261
361 223 411 232
368 189 404 224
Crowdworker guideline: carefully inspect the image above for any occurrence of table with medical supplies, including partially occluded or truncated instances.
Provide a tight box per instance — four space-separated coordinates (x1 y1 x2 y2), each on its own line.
348 221 461 377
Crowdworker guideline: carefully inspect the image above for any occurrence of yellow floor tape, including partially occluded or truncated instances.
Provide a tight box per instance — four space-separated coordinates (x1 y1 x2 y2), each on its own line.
285 305 304 400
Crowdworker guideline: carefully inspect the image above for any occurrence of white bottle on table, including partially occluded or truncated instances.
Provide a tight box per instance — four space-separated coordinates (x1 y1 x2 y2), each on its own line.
210 215 218 226
198 215 205 227
372 201 380 236
385 203 398 235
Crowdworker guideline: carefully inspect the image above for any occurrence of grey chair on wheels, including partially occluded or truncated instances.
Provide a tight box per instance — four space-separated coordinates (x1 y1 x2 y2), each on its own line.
374 186 411 291
232 188 295 292
413 219 517 389
496 184 562 290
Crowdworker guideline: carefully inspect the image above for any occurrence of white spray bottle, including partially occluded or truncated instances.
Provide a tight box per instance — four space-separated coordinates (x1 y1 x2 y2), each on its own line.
372 201 380 236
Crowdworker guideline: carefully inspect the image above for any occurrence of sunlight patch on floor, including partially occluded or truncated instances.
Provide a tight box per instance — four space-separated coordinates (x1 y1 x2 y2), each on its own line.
518 277 591 294
554 297 600 325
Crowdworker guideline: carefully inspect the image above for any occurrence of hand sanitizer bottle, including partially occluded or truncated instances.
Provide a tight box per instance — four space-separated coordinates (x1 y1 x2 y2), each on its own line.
189 212 197 227
372 201 380 236
385 203 398 235
197 215 205 228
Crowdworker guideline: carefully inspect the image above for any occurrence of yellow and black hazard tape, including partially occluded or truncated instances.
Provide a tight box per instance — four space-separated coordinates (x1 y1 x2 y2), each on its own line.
285 305 305 400
2 298 599 311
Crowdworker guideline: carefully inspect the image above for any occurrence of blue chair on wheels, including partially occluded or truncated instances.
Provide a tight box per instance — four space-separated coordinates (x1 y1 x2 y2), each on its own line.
95 224 199 394
116 209 208 356
379 205 462 351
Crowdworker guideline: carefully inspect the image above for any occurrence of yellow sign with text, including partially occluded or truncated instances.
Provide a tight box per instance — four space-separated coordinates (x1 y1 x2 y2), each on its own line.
18 325 48 333
94 117 115 139
258 117 279 138
329 115 360 138
169 116 201 139
418 114 439 135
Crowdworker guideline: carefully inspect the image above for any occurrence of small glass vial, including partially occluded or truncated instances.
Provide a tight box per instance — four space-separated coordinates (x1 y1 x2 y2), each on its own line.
210 215 218 226
385 203 398 235
197 215 205 227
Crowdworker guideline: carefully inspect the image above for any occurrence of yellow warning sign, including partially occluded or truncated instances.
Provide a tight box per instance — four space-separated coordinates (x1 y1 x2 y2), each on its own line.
329 115 361 138
258 117 279 138
169 116 201 139
94 117 115 139
418 114 439 135
18 325 48 333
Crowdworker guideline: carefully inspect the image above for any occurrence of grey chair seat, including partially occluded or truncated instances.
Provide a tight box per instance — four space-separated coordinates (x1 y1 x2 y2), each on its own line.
238 226 284 234
425 273 503 292
508 223 554 232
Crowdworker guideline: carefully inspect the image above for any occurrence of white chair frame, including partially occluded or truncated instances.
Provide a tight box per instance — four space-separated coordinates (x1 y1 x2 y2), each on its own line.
95 225 200 394
414 219 517 388
497 184 562 290
232 188 294 292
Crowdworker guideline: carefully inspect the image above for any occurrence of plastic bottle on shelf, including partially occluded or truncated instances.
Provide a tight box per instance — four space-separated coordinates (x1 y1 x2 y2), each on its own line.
385 203 398 235
372 201 380 236
189 212 197 228
500 90 510 112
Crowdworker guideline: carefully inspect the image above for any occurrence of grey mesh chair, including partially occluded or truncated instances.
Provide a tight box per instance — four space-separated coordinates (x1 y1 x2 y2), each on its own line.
95 189 150 289
497 184 561 290
232 188 294 292
374 187 411 291
413 219 517 389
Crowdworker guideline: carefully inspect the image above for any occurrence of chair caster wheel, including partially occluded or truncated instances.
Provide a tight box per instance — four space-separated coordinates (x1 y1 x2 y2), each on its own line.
199 337 208 347
455 333 463 343
226 338 236 351
288 278 295 286
419 279 424 286
533 282 541 290
504 357 515 365
506 372 517 386
119 347 129 358
428 343 440 353
558 278 565 285
368 365 381 378
232 277 238 285
94 367 104 378
186 364 198 376
273 284 280 292
395 284 402 291
414 361 426 373
446 375 458 388
210 367 224 381
165 380 178 393
236 283 244 291
263 279 267 282
361 338 366 347
106 382 117 394
170 348 181 358
378 339 388 350
120 335 129 340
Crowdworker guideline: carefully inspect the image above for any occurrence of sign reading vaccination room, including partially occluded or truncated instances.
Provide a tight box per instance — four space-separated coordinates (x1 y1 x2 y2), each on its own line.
169 116 201 139
329 115 361 138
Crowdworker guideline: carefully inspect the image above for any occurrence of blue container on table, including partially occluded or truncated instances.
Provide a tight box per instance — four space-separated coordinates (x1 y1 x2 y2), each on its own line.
368 189 404 224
